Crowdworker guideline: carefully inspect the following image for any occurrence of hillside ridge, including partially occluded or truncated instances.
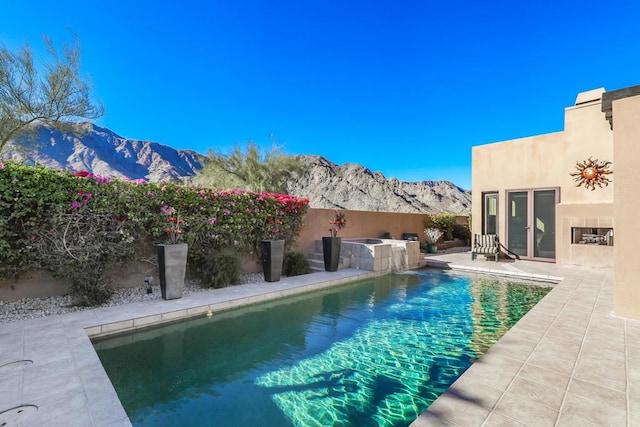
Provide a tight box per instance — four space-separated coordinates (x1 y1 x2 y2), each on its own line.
4 123 470 215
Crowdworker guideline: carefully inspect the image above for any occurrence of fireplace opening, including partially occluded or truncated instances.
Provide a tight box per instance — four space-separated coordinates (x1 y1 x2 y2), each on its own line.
572 227 613 246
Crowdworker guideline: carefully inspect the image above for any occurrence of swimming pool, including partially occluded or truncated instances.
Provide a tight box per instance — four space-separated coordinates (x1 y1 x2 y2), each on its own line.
93 270 550 426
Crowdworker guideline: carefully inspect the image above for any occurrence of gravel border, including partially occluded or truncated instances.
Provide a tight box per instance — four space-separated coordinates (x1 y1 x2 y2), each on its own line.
0 273 265 324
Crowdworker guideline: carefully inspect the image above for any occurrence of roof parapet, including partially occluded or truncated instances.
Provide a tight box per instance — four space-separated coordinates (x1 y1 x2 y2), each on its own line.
601 84 640 129
575 88 605 105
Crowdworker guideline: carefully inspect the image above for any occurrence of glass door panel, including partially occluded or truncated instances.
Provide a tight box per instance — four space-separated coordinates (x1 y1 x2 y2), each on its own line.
507 192 528 257
533 190 556 259
507 188 557 260
483 193 498 235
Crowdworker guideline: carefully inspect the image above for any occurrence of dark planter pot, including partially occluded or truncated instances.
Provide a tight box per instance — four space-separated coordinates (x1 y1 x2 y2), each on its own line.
322 236 342 272
157 243 188 300
261 239 285 282
427 244 438 253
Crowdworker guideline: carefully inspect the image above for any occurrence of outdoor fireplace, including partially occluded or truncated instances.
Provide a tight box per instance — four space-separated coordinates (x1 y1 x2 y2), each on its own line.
571 227 614 246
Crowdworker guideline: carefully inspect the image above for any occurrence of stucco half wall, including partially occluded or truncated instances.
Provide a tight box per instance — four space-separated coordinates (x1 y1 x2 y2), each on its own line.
295 208 468 257
1 209 469 300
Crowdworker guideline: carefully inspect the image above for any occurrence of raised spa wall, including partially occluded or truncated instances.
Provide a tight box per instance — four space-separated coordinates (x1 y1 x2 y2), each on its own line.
315 238 421 273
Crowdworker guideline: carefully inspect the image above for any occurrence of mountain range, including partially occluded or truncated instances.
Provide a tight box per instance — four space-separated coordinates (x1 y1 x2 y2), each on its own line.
4 123 471 215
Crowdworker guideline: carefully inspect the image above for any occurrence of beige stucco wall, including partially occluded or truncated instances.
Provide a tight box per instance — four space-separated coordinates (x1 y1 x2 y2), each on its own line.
0 260 159 301
613 94 640 320
295 208 467 256
472 132 564 243
563 96 614 204
555 203 614 268
558 96 615 266
472 90 615 267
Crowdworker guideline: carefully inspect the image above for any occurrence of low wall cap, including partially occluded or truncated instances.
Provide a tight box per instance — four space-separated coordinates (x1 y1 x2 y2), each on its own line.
575 88 605 105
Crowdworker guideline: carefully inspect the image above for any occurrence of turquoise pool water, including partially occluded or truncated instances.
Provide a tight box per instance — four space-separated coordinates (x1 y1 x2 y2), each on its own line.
93 271 550 427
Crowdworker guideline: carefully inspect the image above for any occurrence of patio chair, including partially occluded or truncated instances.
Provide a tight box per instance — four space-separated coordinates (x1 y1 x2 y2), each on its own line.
471 234 499 262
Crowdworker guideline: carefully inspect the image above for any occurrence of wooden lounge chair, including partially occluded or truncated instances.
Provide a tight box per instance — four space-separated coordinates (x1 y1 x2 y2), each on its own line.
472 234 499 262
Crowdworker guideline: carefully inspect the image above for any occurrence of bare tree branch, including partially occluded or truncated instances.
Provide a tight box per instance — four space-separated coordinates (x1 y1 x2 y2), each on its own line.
0 35 104 153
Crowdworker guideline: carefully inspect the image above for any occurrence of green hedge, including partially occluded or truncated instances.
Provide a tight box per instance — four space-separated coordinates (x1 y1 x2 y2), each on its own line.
0 160 309 302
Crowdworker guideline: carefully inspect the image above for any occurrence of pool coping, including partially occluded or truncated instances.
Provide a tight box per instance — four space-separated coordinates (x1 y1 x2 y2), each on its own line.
85 269 382 339
424 258 564 284
0 269 381 427
412 255 639 426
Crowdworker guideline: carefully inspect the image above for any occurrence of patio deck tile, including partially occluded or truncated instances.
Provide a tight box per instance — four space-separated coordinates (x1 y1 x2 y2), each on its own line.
567 377 627 413
516 363 571 393
492 391 559 427
455 351 523 390
483 412 529 426
415 379 503 426
413 250 636 426
502 375 565 410
558 392 627 427
573 354 627 392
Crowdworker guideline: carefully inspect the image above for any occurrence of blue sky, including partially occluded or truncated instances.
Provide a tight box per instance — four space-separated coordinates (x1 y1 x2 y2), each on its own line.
2 1 639 189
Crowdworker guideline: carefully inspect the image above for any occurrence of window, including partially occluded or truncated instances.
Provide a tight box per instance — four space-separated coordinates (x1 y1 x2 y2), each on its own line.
483 192 498 235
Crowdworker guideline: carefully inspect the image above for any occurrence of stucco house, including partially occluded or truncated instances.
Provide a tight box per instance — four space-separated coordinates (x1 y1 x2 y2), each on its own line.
471 84 640 320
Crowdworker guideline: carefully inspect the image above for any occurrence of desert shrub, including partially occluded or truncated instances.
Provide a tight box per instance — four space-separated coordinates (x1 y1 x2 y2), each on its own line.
283 251 310 276
453 222 470 240
33 210 133 306
428 214 457 241
69 273 114 306
198 250 241 288
424 227 444 245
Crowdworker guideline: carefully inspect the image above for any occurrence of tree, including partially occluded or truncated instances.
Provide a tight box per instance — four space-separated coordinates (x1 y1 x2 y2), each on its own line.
194 140 305 194
0 35 104 153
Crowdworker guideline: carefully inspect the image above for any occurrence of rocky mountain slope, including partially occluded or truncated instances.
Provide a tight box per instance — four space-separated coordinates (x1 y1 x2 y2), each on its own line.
287 155 470 215
4 123 470 214
4 123 203 182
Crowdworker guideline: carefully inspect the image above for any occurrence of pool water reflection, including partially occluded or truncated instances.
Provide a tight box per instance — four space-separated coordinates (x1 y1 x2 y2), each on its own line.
93 270 550 427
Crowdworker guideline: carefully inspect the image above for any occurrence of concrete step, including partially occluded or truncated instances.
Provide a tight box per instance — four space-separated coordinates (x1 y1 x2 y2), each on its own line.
308 258 325 272
308 252 324 262
307 252 351 271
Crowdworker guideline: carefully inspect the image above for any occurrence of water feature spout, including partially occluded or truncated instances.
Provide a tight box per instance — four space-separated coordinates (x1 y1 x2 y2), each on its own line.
390 245 408 272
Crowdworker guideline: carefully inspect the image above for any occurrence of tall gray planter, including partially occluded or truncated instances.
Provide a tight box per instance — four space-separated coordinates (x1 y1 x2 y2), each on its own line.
261 239 285 282
322 236 341 272
157 243 188 300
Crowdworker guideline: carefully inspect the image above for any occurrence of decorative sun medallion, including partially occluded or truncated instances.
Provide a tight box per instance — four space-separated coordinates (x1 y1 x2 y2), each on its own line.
570 157 613 191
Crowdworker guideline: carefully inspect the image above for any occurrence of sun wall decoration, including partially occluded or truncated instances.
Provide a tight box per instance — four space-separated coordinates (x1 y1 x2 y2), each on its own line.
570 157 613 191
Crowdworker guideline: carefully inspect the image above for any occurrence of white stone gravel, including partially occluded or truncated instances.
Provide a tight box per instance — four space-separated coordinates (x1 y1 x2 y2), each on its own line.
0 273 265 324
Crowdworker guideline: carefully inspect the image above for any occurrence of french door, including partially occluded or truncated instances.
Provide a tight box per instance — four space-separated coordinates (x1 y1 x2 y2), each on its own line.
506 189 558 261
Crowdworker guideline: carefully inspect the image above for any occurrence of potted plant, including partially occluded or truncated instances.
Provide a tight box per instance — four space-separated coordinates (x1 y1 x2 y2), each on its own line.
424 227 443 253
323 209 347 272
157 205 188 300
261 210 285 282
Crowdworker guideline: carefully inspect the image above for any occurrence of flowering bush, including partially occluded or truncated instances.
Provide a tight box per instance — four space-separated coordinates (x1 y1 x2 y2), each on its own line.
329 209 347 237
161 205 184 244
0 160 310 301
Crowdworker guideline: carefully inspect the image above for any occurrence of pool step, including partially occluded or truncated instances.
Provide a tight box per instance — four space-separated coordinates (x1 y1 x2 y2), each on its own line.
307 250 351 272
